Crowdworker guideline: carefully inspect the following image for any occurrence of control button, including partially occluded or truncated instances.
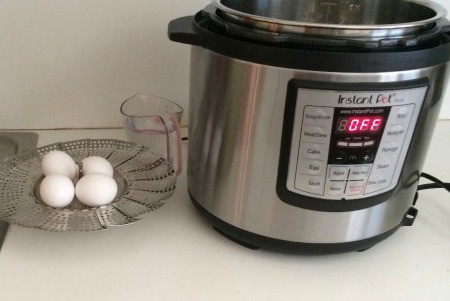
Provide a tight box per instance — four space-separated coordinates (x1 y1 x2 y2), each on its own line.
331 151 348 164
363 140 375 147
385 125 406 139
299 143 325 160
364 174 391 194
297 159 324 176
326 181 346 196
329 166 349 180
393 106 412 123
337 141 348 147
349 142 364 147
348 154 359 164
373 158 391 171
360 151 375 163
303 107 334 126
349 165 371 181
294 175 324 195
301 125 330 143
380 141 400 156
307 177 323 190
346 181 365 196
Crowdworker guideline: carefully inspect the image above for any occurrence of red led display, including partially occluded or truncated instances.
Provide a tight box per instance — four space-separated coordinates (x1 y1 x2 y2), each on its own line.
336 116 383 133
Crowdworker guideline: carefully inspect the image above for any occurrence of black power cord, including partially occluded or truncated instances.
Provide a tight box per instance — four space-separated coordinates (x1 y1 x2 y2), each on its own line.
418 172 450 193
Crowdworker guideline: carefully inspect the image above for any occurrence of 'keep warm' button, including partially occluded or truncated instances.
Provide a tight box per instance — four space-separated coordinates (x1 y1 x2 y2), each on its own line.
345 181 365 196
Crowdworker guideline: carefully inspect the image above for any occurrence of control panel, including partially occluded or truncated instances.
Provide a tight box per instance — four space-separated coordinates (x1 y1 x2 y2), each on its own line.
285 82 428 200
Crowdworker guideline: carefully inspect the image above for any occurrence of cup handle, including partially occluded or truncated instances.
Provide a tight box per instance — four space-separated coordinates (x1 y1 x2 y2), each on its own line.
163 115 182 175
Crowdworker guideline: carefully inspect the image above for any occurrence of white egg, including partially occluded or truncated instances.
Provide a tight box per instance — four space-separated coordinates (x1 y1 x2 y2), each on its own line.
41 150 78 180
40 175 75 208
75 173 118 207
81 156 114 177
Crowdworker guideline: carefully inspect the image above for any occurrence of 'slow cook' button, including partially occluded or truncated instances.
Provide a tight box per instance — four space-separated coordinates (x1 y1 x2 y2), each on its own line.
364 174 391 194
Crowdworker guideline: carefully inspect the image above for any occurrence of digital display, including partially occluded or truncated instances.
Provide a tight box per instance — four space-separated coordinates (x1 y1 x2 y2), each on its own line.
336 116 383 133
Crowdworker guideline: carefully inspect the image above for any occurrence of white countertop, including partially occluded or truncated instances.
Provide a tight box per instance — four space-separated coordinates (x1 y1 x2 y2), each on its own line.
0 122 449 301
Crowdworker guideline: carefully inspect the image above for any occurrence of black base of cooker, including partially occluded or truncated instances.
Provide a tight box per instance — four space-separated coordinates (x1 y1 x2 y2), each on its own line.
189 191 402 255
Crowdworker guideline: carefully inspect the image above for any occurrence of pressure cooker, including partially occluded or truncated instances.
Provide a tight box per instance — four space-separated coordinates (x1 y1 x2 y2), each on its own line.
168 0 450 254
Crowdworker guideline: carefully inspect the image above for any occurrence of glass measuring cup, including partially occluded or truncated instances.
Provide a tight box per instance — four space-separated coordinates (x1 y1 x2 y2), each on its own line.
120 94 183 174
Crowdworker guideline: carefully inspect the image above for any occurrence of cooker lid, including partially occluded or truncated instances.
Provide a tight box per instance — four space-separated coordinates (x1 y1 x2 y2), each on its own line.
212 0 446 40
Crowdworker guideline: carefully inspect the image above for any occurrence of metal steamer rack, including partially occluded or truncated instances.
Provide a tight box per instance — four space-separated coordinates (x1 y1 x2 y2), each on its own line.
0 139 177 232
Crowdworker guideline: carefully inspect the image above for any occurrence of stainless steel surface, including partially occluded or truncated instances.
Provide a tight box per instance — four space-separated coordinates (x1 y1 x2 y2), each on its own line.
187 47 449 243
0 139 176 232
212 0 446 39
0 132 38 250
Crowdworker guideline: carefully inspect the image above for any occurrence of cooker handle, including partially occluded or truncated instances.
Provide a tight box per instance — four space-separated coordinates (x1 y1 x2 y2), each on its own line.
442 25 450 42
168 16 204 46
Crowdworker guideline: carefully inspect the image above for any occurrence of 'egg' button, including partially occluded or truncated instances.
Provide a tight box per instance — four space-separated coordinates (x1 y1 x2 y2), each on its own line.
298 159 324 175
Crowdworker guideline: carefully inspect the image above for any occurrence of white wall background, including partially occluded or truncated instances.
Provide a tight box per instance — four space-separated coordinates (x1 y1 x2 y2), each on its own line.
0 0 449 130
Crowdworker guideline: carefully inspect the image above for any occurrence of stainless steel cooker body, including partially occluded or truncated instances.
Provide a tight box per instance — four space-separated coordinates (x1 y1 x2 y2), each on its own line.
187 47 448 253
169 2 450 254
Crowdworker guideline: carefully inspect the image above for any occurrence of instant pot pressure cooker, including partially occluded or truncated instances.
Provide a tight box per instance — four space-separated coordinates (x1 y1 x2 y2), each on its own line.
169 0 450 254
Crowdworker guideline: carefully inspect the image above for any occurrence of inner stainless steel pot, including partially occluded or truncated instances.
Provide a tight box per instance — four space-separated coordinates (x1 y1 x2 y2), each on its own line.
212 0 446 38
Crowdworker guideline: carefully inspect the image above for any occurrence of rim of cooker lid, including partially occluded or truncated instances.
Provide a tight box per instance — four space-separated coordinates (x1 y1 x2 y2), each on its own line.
212 0 447 38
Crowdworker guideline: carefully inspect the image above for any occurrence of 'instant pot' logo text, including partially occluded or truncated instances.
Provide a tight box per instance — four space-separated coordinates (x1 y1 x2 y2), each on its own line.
338 93 393 105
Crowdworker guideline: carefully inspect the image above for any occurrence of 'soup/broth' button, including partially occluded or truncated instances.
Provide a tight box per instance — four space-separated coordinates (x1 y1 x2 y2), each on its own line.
303 107 334 127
